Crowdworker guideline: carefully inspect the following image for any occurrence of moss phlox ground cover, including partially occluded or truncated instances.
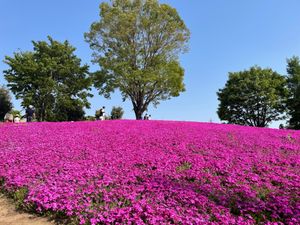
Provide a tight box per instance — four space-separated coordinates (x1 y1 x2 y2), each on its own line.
0 121 299 224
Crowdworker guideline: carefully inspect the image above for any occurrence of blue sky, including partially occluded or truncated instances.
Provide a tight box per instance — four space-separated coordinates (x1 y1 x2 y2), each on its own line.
1 0 300 126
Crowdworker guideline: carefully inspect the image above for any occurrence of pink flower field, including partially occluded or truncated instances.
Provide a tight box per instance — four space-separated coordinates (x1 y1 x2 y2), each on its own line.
0 120 299 224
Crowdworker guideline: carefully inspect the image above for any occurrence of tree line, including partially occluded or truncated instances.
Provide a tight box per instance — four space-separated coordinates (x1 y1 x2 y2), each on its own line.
217 58 300 129
1 0 189 121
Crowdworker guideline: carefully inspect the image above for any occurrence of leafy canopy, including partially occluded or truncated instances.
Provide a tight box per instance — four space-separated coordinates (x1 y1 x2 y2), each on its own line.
217 66 288 127
85 0 190 119
286 56 300 129
4 36 92 121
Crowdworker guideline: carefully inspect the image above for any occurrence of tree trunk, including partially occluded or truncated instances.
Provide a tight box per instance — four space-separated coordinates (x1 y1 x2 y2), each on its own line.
132 93 147 120
134 107 143 120
133 100 146 120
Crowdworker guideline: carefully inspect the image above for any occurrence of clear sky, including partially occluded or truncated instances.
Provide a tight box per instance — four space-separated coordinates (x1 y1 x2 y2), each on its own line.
1 0 300 127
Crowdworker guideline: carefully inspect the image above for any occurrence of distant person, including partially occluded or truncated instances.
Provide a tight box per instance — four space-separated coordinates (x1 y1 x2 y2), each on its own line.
25 105 35 122
99 106 105 121
14 115 20 123
148 114 151 120
4 112 13 123
143 113 148 120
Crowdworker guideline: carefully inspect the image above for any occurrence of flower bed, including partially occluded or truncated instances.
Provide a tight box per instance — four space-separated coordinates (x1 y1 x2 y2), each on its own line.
0 120 299 224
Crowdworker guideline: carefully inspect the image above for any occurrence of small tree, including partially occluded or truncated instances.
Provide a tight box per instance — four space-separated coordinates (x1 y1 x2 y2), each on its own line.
286 56 300 129
0 86 13 121
85 0 190 119
217 66 288 127
110 106 124 120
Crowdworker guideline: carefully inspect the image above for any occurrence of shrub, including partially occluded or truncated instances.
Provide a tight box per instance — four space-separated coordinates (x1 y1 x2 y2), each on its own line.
110 106 124 120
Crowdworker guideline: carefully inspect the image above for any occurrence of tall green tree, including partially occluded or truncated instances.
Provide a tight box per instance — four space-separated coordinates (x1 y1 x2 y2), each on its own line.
85 0 190 119
217 66 288 127
4 36 92 121
286 56 300 129
0 86 13 121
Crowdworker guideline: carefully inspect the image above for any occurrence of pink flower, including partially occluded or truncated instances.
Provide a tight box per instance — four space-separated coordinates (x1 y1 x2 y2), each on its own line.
0 120 299 224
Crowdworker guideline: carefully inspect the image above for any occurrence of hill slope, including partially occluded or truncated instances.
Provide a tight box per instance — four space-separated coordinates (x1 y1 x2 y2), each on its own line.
0 121 299 224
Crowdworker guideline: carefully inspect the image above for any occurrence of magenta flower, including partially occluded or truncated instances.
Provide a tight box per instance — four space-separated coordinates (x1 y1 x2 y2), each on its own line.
0 120 299 224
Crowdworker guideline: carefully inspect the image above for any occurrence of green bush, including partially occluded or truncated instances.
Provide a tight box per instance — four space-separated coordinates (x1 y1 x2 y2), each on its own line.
110 106 124 120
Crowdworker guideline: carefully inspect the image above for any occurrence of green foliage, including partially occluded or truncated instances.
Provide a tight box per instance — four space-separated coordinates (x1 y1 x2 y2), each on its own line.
13 187 29 210
10 109 21 118
217 66 288 127
110 106 124 120
95 109 101 119
0 86 13 121
50 97 85 121
85 0 190 119
4 36 92 121
286 56 300 129
85 115 96 121
176 161 192 172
